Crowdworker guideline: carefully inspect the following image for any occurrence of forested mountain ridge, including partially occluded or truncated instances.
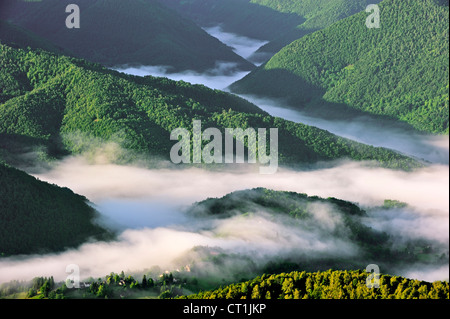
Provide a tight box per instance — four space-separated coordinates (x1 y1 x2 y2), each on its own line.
251 0 383 53
0 19 70 56
181 269 449 299
186 188 447 274
0 0 254 72
3 269 448 299
0 162 112 256
0 44 421 170
0 0 447 304
1 188 447 299
163 0 382 55
187 187 367 219
162 0 305 41
231 0 449 134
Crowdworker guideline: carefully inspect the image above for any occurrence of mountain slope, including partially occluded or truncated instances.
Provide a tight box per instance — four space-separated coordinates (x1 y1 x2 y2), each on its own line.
181 269 449 299
186 188 446 273
0 19 70 56
162 0 304 41
0 0 253 72
163 0 381 55
0 162 111 256
251 0 380 30
231 0 449 134
0 44 421 170
2 188 447 299
251 0 383 53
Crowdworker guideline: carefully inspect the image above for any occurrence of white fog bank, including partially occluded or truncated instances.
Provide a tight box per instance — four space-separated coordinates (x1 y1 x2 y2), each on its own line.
113 25 270 90
31 157 449 213
114 62 251 91
1 27 448 287
0 157 446 284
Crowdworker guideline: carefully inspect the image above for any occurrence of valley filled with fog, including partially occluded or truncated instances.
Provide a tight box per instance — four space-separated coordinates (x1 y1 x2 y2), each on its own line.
115 26 449 165
0 26 448 287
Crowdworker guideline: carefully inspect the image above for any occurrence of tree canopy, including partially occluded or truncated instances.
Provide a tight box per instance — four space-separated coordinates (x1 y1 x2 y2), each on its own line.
0 44 421 170
232 0 449 134
0 162 111 256
0 0 253 72
181 269 449 299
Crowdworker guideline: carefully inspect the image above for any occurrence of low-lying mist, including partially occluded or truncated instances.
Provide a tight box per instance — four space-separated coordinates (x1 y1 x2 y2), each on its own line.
31 156 449 212
1 27 447 288
203 26 270 65
238 94 450 165
0 151 447 284
116 61 448 166
113 25 270 90
114 62 251 91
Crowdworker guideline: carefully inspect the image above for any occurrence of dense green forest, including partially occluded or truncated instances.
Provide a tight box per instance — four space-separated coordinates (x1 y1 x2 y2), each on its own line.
231 0 449 134
0 188 447 299
186 188 447 274
0 19 70 56
187 187 368 219
0 0 447 304
251 0 383 53
165 0 380 55
0 43 421 170
182 269 449 299
0 0 253 72
251 0 381 30
163 0 304 41
0 162 112 256
2 269 447 299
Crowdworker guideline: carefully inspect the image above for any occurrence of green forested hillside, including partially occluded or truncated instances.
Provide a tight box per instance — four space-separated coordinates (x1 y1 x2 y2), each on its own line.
0 44 420 170
0 0 253 72
188 187 367 219
0 20 69 56
0 162 111 256
3 269 448 299
231 0 449 134
162 0 304 41
251 0 380 30
251 0 382 53
186 188 446 273
164 0 380 55
1 188 447 299
181 269 449 299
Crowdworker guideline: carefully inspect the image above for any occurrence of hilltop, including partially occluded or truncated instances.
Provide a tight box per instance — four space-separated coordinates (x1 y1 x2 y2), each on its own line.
0 162 112 256
231 0 449 134
0 0 253 72
181 269 449 299
165 0 382 55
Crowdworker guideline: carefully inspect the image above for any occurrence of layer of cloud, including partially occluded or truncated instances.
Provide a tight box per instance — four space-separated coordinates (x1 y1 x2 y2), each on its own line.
0 156 446 284
238 94 450 165
1 29 447 285
0 199 359 283
114 63 251 91
32 157 449 213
